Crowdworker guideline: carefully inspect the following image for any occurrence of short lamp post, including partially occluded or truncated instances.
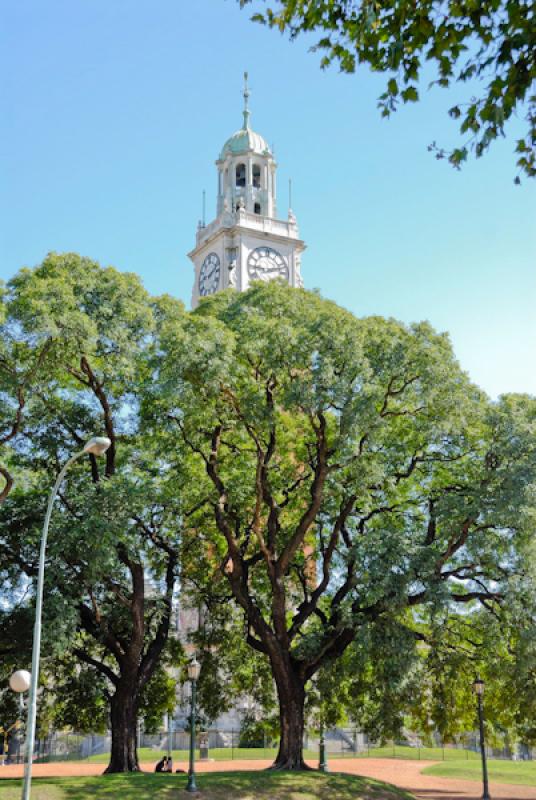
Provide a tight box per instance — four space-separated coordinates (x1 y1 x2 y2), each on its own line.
473 677 491 800
21 436 111 800
9 671 31 765
318 720 328 773
166 711 173 762
186 657 201 793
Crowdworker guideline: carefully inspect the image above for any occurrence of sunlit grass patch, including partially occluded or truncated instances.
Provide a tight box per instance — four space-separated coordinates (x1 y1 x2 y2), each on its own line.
0 769 416 800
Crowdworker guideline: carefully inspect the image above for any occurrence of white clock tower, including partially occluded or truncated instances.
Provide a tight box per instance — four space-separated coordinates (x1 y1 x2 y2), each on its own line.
189 74 305 308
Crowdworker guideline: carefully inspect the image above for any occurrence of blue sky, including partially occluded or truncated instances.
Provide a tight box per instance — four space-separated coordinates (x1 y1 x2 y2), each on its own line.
1 0 535 398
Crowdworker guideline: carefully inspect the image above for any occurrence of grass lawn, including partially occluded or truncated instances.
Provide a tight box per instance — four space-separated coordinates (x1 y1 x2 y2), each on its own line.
87 746 282 763
0 770 415 800
355 746 480 762
85 744 479 764
422 759 536 787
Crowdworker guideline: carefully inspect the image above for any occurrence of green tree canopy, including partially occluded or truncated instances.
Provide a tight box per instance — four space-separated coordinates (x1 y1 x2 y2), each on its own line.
0 253 190 772
154 282 536 769
241 0 536 180
0 281 50 504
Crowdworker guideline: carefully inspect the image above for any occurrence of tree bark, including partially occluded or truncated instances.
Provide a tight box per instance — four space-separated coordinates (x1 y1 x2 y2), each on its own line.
78 548 176 775
105 680 140 773
270 656 310 770
0 464 14 504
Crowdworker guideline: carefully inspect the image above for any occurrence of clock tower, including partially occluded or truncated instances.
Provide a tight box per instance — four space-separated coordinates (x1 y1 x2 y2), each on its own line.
188 74 305 308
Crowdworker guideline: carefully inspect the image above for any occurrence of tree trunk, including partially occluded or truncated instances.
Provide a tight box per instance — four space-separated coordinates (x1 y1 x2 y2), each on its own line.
270 658 310 770
105 682 140 773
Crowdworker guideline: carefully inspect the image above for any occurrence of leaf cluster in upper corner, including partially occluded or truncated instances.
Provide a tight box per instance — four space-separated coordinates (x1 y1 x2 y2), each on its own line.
240 0 536 180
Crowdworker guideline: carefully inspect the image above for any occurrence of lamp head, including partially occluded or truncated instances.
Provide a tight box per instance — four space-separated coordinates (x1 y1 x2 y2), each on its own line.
9 670 31 693
187 657 201 682
83 436 112 456
473 677 485 696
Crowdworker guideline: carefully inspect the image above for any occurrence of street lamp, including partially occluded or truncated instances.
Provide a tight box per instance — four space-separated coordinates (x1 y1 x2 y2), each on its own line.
186 657 201 793
9 671 31 694
318 720 328 773
21 436 111 800
473 677 491 800
9 671 30 765
166 711 173 763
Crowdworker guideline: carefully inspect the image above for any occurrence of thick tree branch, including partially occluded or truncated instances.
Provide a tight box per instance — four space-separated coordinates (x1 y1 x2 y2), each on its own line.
72 647 119 686
247 632 268 655
79 356 116 477
0 464 14 504
288 494 356 641
436 518 473 570
79 602 126 664
379 374 420 416
115 545 145 656
450 590 503 603
138 550 177 689
277 412 329 575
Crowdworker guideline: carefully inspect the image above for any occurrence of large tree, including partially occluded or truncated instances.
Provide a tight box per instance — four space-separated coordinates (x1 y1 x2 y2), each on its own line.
241 0 536 180
0 253 189 772
155 282 536 769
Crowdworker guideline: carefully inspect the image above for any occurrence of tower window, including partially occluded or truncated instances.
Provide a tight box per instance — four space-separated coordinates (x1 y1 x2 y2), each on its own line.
254 202 261 215
236 163 246 187
252 164 261 188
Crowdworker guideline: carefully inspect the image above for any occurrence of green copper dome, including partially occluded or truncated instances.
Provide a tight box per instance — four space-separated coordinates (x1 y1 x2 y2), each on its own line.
219 126 271 160
219 73 271 160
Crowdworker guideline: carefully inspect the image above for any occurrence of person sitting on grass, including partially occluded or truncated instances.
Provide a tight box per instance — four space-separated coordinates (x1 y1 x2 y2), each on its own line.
155 756 168 773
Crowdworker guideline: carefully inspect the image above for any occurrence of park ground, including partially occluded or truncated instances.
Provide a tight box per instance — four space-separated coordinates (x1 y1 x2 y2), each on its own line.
1 757 536 800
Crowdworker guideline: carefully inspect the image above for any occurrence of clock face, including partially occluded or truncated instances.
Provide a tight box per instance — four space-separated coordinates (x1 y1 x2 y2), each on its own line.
247 247 289 282
199 253 221 296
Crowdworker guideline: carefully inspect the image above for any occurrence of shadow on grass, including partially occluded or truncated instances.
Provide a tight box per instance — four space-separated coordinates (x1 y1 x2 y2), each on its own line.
0 770 417 800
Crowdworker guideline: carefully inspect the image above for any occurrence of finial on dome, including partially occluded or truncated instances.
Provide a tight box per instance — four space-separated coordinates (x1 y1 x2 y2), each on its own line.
242 71 250 130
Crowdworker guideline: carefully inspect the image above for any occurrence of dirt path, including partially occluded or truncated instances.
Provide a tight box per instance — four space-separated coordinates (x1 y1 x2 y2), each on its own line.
1 757 535 800
328 758 536 800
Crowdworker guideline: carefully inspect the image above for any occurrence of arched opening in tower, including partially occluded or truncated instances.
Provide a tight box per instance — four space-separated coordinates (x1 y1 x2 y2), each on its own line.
235 163 246 188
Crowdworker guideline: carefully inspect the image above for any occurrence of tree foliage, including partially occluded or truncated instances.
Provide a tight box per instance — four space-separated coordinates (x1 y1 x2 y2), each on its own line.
190 602 279 727
241 0 536 180
2 261 535 772
154 282 536 768
0 253 189 771
0 281 50 504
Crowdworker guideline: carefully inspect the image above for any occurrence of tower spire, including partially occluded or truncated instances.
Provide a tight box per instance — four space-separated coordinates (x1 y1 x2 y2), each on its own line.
242 71 250 130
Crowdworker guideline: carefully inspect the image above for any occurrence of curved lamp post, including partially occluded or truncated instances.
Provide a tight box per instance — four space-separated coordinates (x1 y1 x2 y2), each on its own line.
186 657 201 793
473 677 491 800
21 436 111 800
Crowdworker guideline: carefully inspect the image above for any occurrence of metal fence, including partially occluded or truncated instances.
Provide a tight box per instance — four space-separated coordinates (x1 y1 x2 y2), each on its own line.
4 728 532 764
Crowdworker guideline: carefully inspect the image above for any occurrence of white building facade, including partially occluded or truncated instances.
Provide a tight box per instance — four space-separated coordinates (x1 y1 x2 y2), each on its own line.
189 75 305 308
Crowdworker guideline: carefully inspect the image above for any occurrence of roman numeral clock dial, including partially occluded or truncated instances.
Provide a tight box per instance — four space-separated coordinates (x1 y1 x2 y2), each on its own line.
198 253 221 296
247 247 288 282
